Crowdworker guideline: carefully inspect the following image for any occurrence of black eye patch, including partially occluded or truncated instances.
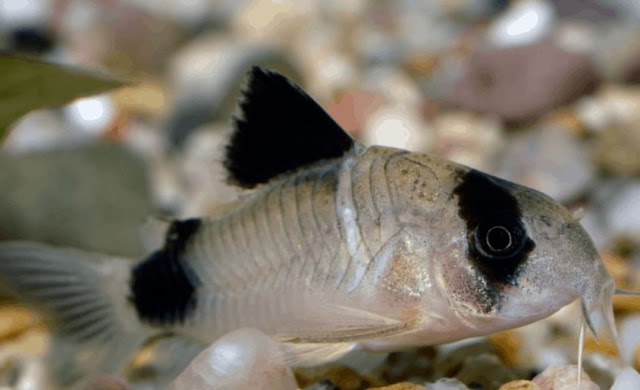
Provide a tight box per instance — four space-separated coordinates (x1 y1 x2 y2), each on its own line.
453 169 536 310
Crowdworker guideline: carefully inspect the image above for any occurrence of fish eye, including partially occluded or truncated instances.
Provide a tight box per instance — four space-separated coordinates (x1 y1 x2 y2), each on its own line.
486 226 512 252
474 213 527 259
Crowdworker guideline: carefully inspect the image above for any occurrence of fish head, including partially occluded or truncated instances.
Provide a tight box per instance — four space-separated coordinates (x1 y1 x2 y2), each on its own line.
433 167 615 336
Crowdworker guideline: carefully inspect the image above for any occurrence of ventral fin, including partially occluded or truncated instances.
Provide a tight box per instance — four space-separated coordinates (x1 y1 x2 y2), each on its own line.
224 66 355 188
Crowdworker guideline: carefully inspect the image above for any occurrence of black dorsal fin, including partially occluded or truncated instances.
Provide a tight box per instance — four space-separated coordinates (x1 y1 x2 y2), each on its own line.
224 66 355 188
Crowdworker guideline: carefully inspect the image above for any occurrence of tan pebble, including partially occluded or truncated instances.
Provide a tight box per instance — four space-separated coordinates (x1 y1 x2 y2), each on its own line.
499 380 540 390
613 296 640 313
602 253 633 289
326 89 386 136
128 343 156 368
368 383 426 390
294 365 381 390
5 327 49 356
634 344 640 371
533 365 598 390
489 331 522 366
110 81 168 118
404 54 437 77
584 334 619 357
83 376 130 390
546 109 585 136
0 305 39 342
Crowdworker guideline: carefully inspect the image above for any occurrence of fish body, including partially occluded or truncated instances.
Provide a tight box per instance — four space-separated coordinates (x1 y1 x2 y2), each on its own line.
0 68 616 389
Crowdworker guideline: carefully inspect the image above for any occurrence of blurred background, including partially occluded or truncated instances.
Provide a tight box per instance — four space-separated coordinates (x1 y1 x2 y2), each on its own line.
2 0 640 389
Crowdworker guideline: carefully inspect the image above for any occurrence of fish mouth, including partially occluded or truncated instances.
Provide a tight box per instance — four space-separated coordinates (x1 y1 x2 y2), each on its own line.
581 278 618 347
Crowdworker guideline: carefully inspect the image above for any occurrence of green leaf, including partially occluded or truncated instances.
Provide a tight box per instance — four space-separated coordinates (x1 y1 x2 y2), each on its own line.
0 54 124 138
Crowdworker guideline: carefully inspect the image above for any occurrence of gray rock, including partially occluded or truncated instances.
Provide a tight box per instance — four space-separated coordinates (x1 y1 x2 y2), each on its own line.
610 367 640 390
450 42 599 123
593 124 640 176
304 379 341 390
425 378 470 390
496 126 594 202
0 143 153 257
600 181 640 245
454 353 518 390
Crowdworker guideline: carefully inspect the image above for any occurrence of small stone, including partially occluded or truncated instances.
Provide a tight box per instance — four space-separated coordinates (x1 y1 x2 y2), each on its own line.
0 353 47 390
382 347 436 384
575 85 640 133
327 90 387 137
495 125 594 202
435 339 496 378
305 379 341 390
593 124 640 176
369 383 427 390
295 365 375 390
424 378 469 390
617 315 640 365
455 353 519 390
486 0 556 48
63 94 116 137
450 42 599 124
2 327 48 356
499 380 540 390
83 376 130 390
0 306 38 342
610 367 640 390
583 353 625 390
583 335 619 358
532 365 598 390
601 181 640 244
429 111 504 173
362 105 429 151
232 0 317 43
489 331 522 366
111 81 168 119
0 143 153 257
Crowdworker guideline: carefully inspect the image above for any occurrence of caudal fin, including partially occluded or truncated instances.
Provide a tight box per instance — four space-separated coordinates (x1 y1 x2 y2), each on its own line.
0 242 149 389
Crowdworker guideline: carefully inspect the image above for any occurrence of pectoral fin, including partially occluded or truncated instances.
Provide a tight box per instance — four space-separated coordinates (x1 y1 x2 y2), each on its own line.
275 303 420 344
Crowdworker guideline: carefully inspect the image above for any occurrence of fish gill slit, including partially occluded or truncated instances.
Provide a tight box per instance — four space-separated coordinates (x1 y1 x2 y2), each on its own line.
334 162 370 294
382 153 399 209
368 155 386 236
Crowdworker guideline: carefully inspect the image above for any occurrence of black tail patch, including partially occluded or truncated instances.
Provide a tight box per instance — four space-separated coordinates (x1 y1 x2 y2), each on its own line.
131 219 201 325
224 66 355 189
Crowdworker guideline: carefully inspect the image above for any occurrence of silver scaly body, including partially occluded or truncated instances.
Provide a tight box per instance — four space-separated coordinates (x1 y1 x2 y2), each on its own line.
0 67 618 390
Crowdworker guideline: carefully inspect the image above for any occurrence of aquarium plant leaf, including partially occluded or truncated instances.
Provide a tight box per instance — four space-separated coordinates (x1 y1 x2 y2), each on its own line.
0 54 124 138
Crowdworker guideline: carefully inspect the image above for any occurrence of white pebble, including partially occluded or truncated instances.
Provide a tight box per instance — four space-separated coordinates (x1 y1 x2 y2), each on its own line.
63 94 115 136
617 314 640 364
610 367 640 390
532 365 598 390
486 0 556 48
